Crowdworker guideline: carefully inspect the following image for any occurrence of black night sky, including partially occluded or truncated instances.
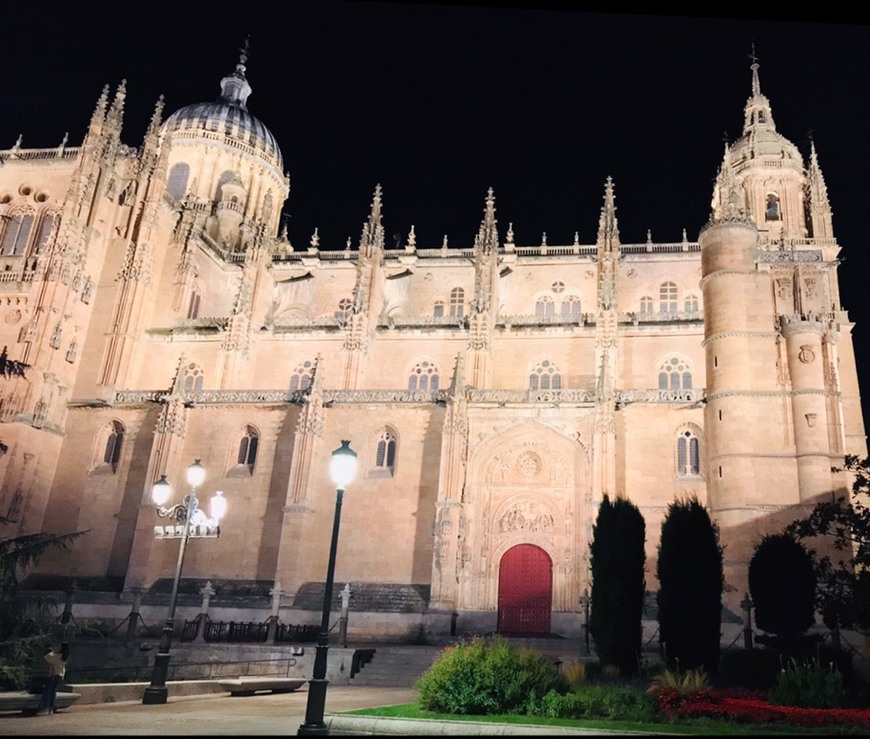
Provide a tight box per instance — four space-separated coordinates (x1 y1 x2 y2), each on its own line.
3 3 869 421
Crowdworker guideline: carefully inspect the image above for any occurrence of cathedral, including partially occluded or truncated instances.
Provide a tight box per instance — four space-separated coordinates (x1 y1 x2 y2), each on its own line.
0 43 864 639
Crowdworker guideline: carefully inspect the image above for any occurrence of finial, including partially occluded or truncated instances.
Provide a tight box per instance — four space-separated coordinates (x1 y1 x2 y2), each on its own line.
407 225 416 247
573 231 580 246
682 228 688 243
310 228 319 248
13 134 22 151
239 36 251 68
442 234 448 249
646 229 652 243
541 232 547 246
346 236 352 249
506 223 514 244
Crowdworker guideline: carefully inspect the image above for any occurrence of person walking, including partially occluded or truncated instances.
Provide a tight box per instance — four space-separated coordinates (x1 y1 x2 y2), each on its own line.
37 643 68 715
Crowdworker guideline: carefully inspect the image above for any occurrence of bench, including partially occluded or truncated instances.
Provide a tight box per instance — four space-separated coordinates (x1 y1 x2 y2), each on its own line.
0 690 81 715
217 677 306 697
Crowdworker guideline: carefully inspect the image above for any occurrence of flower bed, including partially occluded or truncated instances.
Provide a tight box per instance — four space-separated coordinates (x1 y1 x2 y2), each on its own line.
654 688 870 729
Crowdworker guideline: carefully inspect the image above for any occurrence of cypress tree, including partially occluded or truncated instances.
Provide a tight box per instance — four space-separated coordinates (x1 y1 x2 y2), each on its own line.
748 533 816 641
589 494 647 675
656 496 724 674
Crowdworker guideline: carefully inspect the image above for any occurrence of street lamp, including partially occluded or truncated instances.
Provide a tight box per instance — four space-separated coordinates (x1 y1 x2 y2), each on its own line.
298 440 358 736
142 459 226 705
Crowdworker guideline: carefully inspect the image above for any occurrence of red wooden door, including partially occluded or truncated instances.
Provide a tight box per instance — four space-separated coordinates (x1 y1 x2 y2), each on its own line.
497 544 552 635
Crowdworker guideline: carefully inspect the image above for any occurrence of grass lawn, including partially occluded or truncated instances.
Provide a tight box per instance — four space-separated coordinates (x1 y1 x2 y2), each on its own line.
344 701 869 735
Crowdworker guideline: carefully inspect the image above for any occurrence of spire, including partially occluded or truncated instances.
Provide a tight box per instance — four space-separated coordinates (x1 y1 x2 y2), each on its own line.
218 37 253 109
806 138 833 239
596 177 620 251
359 184 385 257
476 187 498 255
146 96 165 138
742 47 776 136
87 84 110 140
106 79 127 128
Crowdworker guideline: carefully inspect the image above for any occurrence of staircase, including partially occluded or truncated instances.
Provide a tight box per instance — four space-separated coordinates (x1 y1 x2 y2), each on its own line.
349 645 445 687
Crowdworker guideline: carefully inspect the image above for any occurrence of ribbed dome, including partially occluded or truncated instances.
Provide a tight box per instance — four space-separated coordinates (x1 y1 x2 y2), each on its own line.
162 49 283 170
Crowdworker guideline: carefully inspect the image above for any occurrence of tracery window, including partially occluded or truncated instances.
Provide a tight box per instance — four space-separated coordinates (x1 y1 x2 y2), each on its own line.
529 359 561 391
535 296 555 316
677 429 701 477
640 296 654 314
684 294 699 313
561 295 582 316
408 360 439 392
91 420 124 474
236 425 259 470
182 362 204 393
1 212 34 256
659 282 678 313
658 356 692 391
187 285 201 319
449 288 465 318
167 162 190 200
551 281 565 294
33 213 55 255
334 297 353 322
290 360 314 392
374 426 398 475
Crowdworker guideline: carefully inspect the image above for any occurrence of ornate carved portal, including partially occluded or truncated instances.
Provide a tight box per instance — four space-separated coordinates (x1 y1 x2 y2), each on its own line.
451 421 591 614
497 544 552 634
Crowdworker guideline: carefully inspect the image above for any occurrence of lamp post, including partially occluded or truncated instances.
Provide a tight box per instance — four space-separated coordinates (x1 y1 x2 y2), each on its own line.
142 459 226 705
298 440 357 736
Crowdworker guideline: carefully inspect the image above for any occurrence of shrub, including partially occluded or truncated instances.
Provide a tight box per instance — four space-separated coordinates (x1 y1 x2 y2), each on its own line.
416 636 566 715
590 494 646 676
536 684 659 721
648 665 710 694
561 660 587 687
768 657 846 709
749 534 816 640
657 496 724 674
716 648 782 690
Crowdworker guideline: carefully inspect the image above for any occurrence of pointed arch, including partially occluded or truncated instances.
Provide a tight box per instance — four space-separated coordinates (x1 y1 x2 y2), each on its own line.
656 354 693 391
529 359 561 391
167 162 190 200
675 423 704 478
90 420 125 474
408 358 439 392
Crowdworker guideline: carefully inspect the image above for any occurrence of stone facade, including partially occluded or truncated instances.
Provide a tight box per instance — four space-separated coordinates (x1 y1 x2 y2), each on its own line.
0 49 864 638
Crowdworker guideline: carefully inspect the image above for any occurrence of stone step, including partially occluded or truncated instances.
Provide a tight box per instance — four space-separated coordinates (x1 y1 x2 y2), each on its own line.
350 646 443 687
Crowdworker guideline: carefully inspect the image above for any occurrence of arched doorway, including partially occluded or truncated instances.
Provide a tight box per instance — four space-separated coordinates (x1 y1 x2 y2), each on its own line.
497 544 552 635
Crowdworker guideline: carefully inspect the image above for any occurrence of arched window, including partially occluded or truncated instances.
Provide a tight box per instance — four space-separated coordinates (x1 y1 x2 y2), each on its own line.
290 360 314 392
684 294 699 313
561 295 582 316
677 429 701 477
33 213 55 255
408 360 439 392
449 288 465 318
535 296 555 316
187 285 201 319
167 162 190 200
334 297 353 323
103 421 124 472
374 427 398 475
433 301 445 317
659 282 678 313
214 170 236 202
529 360 561 391
1 212 34 256
658 357 692 391
236 425 259 470
765 193 781 221
640 296 654 314
182 362 204 393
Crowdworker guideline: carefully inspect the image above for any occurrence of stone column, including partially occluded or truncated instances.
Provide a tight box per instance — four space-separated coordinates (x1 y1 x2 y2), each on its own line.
196 581 215 642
